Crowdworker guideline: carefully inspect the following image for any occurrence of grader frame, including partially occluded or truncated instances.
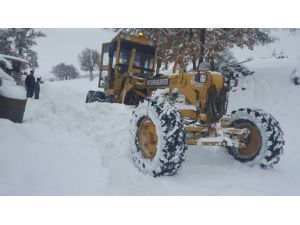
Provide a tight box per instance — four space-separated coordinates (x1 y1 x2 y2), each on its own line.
98 32 248 150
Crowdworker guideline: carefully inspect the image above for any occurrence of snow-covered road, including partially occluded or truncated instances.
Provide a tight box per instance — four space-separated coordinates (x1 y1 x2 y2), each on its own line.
0 57 300 195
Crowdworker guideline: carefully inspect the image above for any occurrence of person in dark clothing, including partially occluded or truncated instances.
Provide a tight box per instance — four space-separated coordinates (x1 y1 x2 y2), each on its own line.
25 70 35 98
34 77 41 99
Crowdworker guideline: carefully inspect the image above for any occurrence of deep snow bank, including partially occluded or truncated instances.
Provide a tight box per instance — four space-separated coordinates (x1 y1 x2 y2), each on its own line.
0 69 26 100
0 57 300 195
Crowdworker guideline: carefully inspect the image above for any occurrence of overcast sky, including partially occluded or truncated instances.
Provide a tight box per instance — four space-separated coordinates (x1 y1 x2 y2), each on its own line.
33 29 300 79
33 29 115 78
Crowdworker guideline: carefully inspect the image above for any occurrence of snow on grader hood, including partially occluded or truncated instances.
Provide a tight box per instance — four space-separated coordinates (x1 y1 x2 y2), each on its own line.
86 32 285 177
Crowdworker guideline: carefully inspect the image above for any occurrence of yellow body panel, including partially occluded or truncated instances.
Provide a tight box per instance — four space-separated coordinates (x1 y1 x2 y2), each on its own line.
98 33 251 149
100 33 225 122
169 70 224 115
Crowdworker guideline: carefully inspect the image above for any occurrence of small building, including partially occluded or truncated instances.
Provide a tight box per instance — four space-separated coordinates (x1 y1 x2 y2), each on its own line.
0 54 29 86
0 54 28 123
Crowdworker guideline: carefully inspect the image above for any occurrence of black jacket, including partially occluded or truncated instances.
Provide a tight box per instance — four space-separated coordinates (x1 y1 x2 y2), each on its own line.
25 75 35 88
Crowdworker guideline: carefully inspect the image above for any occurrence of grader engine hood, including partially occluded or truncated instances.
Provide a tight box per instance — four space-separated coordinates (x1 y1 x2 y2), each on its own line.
204 72 229 123
166 70 232 124
208 71 225 90
191 71 229 122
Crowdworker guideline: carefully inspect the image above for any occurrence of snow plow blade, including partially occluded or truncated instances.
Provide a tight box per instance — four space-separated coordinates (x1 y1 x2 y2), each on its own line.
85 90 106 103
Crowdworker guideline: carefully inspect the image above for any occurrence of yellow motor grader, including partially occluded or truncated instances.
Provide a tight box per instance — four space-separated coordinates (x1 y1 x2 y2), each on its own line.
87 32 284 177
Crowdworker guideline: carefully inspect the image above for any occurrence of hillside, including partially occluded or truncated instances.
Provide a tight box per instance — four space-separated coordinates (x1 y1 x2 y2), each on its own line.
0 57 299 195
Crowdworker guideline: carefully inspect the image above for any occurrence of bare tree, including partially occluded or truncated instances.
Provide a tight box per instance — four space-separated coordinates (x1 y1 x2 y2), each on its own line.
51 63 79 80
78 48 100 81
26 50 39 69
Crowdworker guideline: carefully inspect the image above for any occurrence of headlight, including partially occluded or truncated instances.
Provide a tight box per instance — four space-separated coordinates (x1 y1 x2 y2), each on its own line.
199 74 207 83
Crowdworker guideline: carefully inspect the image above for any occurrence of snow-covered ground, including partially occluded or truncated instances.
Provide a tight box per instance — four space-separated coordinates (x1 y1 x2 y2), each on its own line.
0 57 300 195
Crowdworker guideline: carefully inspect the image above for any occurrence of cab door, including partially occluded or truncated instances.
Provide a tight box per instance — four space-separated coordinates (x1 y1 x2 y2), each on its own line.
98 42 110 88
99 41 118 90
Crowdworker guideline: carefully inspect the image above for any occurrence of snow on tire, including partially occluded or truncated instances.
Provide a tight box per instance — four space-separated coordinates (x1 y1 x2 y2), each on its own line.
130 96 187 177
227 108 285 169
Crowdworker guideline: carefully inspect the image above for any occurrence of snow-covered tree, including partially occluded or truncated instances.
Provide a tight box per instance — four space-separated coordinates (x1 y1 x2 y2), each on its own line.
51 63 79 80
0 30 12 55
26 50 39 69
0 28 46 69
78 48 100 81
114 28 275 71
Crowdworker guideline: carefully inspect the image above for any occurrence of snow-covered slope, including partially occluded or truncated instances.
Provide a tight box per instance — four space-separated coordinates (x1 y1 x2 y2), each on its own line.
0 57 300 195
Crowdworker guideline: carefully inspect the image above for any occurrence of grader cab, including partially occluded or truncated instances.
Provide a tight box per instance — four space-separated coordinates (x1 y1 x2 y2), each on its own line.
86 32 163 105
87 33 285 177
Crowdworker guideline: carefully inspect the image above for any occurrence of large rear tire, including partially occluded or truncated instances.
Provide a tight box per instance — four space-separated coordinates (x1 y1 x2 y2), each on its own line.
226 108 285 169
130 96 187 177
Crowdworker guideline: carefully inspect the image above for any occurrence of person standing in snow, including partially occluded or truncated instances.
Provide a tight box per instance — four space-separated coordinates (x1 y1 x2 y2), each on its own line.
25 70 35 98
34 77 41 99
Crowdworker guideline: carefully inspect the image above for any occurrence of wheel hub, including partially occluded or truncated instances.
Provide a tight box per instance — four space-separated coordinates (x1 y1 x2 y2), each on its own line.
137 117 158 159
236 122 261 158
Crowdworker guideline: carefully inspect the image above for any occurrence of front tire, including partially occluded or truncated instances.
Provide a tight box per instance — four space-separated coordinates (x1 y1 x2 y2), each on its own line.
130 96 187 177
226 108 285 169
